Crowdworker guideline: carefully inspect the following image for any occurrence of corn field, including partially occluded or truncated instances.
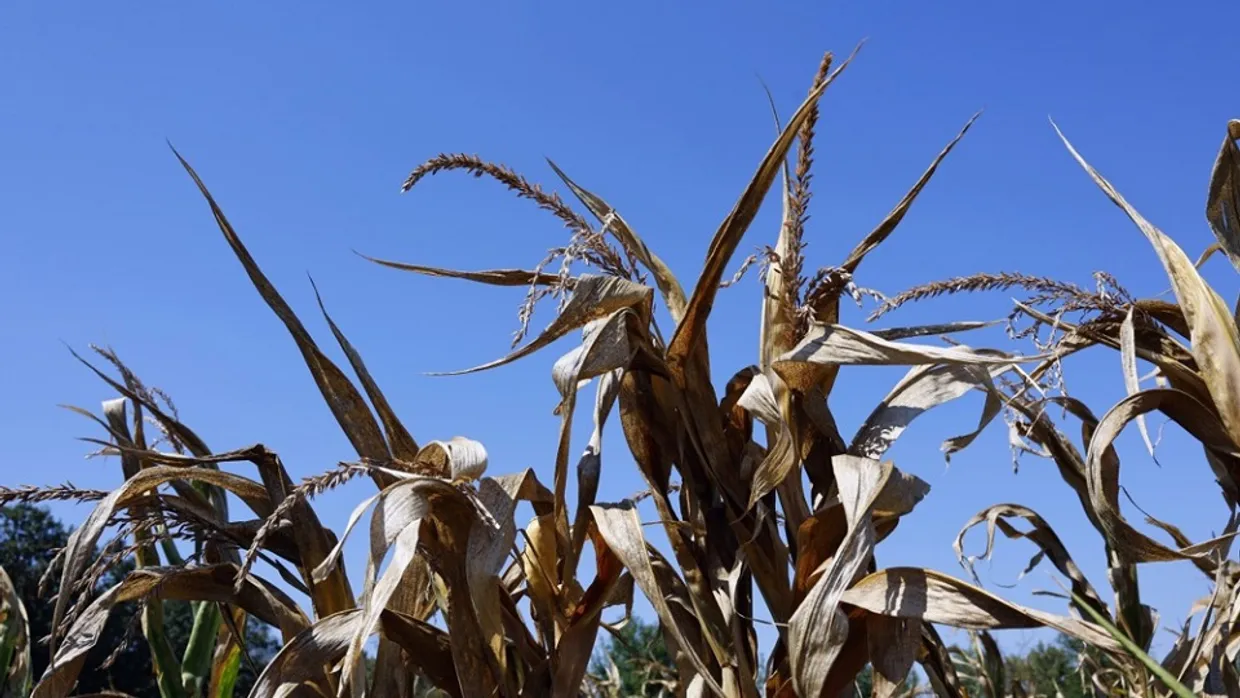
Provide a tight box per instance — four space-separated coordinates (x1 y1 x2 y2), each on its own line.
2 49 1239 698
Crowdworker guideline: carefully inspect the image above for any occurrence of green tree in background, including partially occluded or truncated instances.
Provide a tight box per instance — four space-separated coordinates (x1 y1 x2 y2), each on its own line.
0 504 278 697
590 617 676 696
1005 637 1090 698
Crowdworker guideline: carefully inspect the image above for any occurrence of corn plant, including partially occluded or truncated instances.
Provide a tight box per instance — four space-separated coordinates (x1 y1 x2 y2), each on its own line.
13 49 1195 698
873 118 1240 697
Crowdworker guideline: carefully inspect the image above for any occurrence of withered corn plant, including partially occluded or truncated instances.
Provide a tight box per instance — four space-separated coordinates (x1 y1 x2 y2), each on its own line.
18 49 1165 698
874 118 1240 698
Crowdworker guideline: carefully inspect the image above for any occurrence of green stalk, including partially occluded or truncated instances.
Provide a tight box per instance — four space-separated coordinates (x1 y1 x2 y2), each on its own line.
181 601 222 697
135 532 186 698
1070 591 1195 698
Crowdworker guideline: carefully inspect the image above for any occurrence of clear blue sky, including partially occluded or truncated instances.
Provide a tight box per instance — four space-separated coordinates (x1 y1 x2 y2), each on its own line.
3 1 1236 660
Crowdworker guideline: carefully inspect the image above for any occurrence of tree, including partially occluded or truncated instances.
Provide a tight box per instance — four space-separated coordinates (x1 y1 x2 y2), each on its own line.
0 504 278 697
1006 637 1090 698
590 617 676 696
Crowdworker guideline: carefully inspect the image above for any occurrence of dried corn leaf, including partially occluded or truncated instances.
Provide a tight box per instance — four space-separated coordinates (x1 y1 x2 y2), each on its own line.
954 504 1109 620
50 466 280 652
838 112 980 275
850 362 1005 461
416 437 488 482
868 616 918 698
546 159 688 322
434 273 651 376
1120 307 1157 457
589 502 727 697
842 567 1124 652
787 455 890 698
1086 388 1240 562
311 280 420 461
377 611 461 698
1057 124 1240 449
35 565 308 698
245 609 359 698
668 61 846 364
359 252 567 288
172 149 394 466
467 473 552 685
773 323 1034 392
1206 120 1240 271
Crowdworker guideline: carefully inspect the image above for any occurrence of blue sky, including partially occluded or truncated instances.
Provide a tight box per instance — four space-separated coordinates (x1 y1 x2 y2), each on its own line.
3 0 1237 663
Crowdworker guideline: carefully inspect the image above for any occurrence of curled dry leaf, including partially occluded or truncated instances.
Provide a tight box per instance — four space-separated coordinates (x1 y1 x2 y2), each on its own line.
1057 123 1240 450
1120 307 1157 458
954 503 1109 620
1086 388 1240 563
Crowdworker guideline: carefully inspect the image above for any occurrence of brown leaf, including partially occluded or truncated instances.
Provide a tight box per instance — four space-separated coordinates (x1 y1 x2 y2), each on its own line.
667 57 851 365
434 274 651 376
954 503 1109 621
546 159 688 322
841 567 1124 652
590 502 728 697
1057 123 1240 449
359 252 569 288
171 148 394 467
787 455 891 698
839 112 980 275
1205 120 1240 271
1086 388 1240 562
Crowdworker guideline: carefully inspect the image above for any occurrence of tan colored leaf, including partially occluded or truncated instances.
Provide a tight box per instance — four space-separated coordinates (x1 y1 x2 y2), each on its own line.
50 466 280 653
172 149 393 466
787 455 890 698
589 502 727 697
551 310 641 559
850 362 1005 461
1057 123 1240 449
839 112 980 275
772 323 1035 392
842 567 1124 652
311 279 420 461
867 615 918 698
416 437 488 482
1086 388 1240 562
1205 120 1240 271
377 610 461 698
954 503 1109 620
245 609 359 698
667 58 849 364
546 159 688 322
1120 306 1157 458
432 273 651 376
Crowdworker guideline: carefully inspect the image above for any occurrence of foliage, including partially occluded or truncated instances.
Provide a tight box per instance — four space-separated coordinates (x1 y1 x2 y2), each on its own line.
0 505 278 698
3 43 1239 698
589 617 676 696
